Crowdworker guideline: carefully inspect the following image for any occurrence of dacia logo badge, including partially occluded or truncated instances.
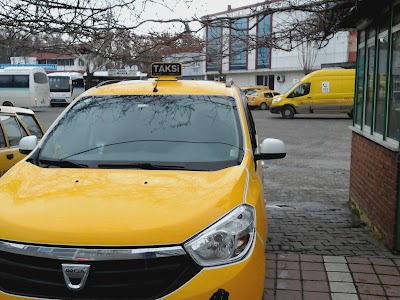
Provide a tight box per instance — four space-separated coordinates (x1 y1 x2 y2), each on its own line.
62 264 90 291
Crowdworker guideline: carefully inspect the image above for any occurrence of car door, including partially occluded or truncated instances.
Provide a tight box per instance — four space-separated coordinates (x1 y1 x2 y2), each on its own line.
290 82 312 113
0 114 28 173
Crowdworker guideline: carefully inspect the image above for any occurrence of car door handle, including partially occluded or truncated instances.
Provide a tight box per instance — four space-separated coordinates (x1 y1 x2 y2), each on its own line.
307 97 312 99
6 154 14 160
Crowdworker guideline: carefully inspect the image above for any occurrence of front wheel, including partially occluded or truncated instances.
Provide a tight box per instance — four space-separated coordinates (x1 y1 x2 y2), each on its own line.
2 101 13 107
281 106 295 119
259 102 268 110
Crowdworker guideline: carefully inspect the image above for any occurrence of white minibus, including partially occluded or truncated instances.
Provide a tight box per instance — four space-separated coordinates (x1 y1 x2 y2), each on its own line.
0 67 50 108
48 72 85 106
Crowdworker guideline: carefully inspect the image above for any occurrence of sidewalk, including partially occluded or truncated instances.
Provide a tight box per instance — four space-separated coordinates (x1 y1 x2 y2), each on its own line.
265 253 400 300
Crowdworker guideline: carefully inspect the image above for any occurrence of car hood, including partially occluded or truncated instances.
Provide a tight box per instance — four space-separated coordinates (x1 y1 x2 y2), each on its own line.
0 162 248 246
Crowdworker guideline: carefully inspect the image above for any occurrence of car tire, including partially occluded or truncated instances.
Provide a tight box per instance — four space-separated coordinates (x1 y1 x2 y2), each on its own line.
260 102 268 110
281 106 295 119
2 101 13 107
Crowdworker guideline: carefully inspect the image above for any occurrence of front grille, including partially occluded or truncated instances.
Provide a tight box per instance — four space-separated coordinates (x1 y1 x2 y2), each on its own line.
0 249 202 300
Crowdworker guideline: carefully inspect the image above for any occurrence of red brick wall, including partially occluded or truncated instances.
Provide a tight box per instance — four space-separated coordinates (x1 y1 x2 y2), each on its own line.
348 31 357 63
350 132 400 249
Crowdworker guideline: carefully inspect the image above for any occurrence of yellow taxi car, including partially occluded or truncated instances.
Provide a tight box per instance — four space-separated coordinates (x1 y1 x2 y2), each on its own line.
241 85 271 95
0 63 286 300
246 90 280 110
0 106 44 176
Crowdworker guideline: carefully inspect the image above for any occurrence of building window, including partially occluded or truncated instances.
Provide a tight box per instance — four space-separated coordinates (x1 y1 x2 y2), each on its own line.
356 31 365 126
206 24 222 72
256 14 271 69
57 59 74 66
256 75 274 90
354 7 400 145
375 34 388 135
365 44 375 128
230 18 247 70
390 26 400 141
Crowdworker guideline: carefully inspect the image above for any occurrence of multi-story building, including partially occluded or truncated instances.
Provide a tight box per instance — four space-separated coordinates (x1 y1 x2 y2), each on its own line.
203 2 357 93
163 52 205 80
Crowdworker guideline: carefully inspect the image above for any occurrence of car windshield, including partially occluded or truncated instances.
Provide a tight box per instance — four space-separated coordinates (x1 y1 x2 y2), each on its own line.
38 95 244 171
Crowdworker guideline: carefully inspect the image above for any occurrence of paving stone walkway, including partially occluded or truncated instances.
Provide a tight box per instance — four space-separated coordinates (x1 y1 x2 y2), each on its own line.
264 253 400 300
266 201 395 258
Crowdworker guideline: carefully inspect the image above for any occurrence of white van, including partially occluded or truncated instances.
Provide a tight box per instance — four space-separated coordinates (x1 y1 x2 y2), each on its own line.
0 67 50 108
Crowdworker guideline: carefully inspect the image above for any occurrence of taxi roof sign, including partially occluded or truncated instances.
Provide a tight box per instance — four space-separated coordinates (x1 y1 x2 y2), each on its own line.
151 62 182 78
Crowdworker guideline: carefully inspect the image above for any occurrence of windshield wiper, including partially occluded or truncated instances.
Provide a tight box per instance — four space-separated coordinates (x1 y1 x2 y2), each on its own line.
39 159 88 168
97 163 187 170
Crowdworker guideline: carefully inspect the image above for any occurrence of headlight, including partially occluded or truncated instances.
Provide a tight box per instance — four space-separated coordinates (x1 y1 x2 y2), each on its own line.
272 96 282 103
184 204 255 267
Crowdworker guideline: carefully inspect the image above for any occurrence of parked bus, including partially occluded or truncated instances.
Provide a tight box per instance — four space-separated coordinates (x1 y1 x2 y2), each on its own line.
48 72 85 106
0 67 50 108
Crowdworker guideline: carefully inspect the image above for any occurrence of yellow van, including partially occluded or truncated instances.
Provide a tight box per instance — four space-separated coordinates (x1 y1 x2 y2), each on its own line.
0 63 286 300
270 69 355 119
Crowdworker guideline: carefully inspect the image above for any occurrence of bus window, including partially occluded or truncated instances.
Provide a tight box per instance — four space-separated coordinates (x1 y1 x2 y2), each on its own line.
49 77 71 92
14 75 29 88
73 78 85 89
0 75 12 87
34 72 48 84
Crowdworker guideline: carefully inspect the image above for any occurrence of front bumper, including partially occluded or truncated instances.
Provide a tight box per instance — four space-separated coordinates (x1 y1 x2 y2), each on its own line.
50 99 68 104
270 105 283 114
0 236 265 300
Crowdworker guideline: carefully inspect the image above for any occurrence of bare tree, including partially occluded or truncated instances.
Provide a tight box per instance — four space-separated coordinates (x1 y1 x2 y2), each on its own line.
298 40 319 75
0 0 359 75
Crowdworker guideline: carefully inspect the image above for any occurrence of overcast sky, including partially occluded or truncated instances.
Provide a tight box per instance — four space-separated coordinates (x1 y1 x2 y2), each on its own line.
130 0 262 34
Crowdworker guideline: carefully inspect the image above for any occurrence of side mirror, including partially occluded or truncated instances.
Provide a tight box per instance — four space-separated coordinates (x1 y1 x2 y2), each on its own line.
19 136 38 155
254 138 286 160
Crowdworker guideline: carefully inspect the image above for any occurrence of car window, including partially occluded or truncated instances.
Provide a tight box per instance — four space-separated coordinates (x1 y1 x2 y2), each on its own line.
0 124 6 148
240 93 257 152
265 92 273 97
292 83 311 97
39 95 244 171
17 114 43 138
0 115 28 147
